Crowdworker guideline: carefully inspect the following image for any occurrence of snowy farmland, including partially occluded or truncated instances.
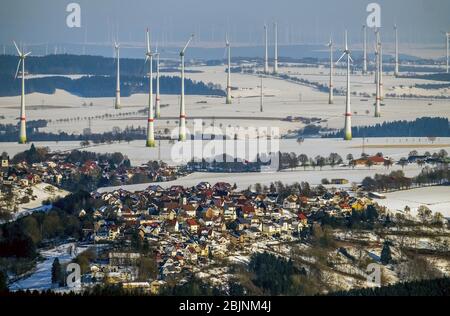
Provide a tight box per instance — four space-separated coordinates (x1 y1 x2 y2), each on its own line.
1 137 449 166
377 186 450 217
1 63 450 136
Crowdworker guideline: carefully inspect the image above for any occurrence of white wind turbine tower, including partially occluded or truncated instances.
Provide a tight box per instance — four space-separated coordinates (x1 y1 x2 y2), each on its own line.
327 37 334 104
446 32 450 73
394 25 399 77
379 30 384 100
114 41 121 109
273 22 278 74
363 25 368 74
264 24 269 74
179 34 194 142
226 34 232 104
336 31 353 141
145 29 156 147
259 75 264 113
155 47 161 118
374 32 381 118
13 41 31 144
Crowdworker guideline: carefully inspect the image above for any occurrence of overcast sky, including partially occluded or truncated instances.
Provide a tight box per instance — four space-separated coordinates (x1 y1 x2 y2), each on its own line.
1 0 449 47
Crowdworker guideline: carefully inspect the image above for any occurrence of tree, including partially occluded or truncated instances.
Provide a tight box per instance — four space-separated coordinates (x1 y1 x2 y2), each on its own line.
417 205 432 222
298 154 309 170
80 140 90 147
22 216 42 244
315 156 326 170
0 270 7 293
51 258 63 286
408 150 419 157
438 149 448 159
346 153 354 165
399 158 408 169
380 241 393 265
384 159 393 169
432 212 444 226
365 159 374 169
328 153 342 168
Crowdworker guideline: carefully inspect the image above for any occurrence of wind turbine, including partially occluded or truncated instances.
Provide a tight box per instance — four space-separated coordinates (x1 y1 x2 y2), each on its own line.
446 32 450 73
226 34 232 104
114 41 121 109
327 36 334 104
378 30 384 100
336 31 353 141
13 41 31 144
155 46 161 118
264 24 269 74
394 25 399 77
179 34 194 142
362 25 368 74
273 22 278 74
374 32 381 118
145 29 156 147
259 75 264 113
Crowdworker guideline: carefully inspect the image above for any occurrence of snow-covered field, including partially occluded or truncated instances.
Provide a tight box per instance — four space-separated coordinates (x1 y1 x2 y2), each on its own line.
377 186 450 217
97 163 426 193
1 137 449 167
19 182 69 210
1 64 449 136
9 243 88 291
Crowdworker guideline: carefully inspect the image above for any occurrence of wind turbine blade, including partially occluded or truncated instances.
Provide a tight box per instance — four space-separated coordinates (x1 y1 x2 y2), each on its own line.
336 52 346 64
344 31 348 50
349 55 354 63
181 34 194 54
13 41 21 55
14 60 21 79
146 29 151 54
24 52 31 57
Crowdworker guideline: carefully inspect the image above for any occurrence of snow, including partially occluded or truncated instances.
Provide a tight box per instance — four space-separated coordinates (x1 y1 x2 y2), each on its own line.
9 243 88 292
377 186 450 217
1 64 449 137
1 137 449 167
19 182 69 211
97 163 427 192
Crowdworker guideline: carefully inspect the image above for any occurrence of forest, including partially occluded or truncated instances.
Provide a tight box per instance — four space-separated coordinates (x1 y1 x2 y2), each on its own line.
0 54 194 77
325 117 450 138
0 74 225 98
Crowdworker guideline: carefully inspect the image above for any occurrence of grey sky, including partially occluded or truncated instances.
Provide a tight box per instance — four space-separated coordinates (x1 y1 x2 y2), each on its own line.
0 0 449 48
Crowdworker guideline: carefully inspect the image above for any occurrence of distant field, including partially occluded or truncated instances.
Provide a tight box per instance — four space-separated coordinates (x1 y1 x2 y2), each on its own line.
351 144 450 149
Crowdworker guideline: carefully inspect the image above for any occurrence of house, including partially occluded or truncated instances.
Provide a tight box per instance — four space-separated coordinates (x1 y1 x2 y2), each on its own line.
183 204 197 217
229 231 244 244
262 221 281 236
166 219 179 233
186 219 199 233
353 155 388 166
1 153 9 168
150 280 166 295
283 195 298 209
331 179 349 185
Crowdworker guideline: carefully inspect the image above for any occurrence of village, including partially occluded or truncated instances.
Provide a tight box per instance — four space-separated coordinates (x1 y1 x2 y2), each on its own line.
0 146 187 221
1 145 449 295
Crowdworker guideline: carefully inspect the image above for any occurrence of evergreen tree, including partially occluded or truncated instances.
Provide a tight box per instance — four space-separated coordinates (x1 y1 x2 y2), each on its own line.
0 270 8 293
380 241 393 265
51 258 63 286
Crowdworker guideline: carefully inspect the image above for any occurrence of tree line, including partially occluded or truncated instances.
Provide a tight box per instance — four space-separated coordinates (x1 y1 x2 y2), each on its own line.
362 166 449 193
0 74 225 98
325 117 450 138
